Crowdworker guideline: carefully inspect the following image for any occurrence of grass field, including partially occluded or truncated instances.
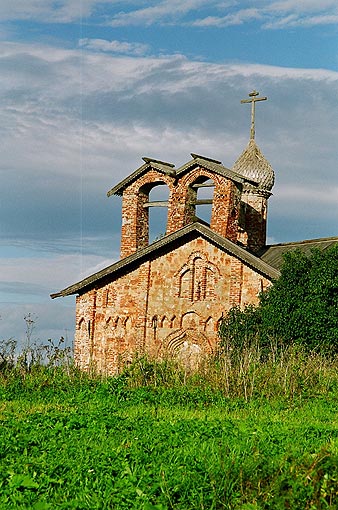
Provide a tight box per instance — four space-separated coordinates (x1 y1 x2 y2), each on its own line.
1 352 338 509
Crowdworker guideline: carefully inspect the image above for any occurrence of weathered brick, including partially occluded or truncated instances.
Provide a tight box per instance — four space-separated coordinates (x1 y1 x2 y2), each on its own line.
73 157 272 374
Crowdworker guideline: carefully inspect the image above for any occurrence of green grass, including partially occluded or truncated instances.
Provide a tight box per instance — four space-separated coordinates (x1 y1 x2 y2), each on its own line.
1 359 338 509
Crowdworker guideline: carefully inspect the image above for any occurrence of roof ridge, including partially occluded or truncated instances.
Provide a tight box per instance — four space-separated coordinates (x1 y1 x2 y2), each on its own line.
175 157 246 184
142 157 175 168
190 153 222 164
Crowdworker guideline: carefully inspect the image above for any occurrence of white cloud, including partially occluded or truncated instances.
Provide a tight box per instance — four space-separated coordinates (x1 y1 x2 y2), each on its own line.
108 0 338 30
192 8 262 27
0 0 337 29
262 0 338 29
265 13 338 29
79 38 150 56
0 251 109 345
277 185 338 205
251 0 338 29
110 0 208 27
0 0 114 23
0 301 76 347
267 0 337 14
0 253 112 296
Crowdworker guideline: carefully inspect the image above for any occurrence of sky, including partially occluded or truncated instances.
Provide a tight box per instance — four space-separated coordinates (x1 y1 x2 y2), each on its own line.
1 0 338 346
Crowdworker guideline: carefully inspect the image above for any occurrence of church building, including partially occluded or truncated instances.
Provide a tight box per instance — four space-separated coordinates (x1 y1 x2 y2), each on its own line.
51 91 336 373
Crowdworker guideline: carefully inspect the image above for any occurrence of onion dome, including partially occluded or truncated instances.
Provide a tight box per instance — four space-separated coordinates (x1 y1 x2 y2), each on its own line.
232 138 275 191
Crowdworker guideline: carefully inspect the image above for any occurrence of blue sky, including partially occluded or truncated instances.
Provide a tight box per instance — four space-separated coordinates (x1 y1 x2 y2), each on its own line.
1 0 338 345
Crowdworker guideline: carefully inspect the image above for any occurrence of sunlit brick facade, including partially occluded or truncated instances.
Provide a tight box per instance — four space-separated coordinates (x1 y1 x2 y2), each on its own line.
52 145 279 374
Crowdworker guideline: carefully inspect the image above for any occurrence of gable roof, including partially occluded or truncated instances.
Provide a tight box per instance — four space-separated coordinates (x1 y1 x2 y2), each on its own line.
51 222 280 299
107 158 176 197
259 236 338 270
175 154 250 185
107 153 258 197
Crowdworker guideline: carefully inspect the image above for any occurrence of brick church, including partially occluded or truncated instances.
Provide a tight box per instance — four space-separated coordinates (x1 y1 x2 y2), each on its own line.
51 91 336 373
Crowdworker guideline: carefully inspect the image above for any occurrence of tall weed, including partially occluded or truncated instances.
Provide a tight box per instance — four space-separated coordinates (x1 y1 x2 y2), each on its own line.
118 343 338 403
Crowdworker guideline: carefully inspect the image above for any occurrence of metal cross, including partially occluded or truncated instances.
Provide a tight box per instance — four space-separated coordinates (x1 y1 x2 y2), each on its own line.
241 90 267 140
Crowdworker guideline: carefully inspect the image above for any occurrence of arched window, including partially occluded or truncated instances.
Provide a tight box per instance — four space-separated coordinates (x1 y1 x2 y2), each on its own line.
205 267 216 300
78 317 86 332
179 268 191 298
181 311 200 329
177 252 218 302
115 317 123 330
170 316 177 329
192 256 204 301
124 317 132 330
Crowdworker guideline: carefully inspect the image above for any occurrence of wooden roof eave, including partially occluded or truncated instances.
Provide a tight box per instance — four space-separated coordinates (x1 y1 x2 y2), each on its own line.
107 153 260 197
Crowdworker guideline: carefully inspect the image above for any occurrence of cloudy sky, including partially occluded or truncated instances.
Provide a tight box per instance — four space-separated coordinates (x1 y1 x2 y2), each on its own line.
1 0 338 346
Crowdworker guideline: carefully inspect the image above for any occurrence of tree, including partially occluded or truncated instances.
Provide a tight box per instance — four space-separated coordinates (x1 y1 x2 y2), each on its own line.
220 245 338 353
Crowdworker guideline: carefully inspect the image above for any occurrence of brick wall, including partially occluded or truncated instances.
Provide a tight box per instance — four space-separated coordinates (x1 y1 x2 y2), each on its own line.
74 237 270 374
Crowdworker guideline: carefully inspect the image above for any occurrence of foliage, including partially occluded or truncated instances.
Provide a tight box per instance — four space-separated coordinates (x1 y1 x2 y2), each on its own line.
220 245 338 354
261 246 338 351
0 338 17 372
1 358 338 509
218 305 262 351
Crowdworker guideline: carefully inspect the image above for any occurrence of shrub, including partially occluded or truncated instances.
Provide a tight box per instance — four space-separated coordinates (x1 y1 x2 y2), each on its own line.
219 244 338 354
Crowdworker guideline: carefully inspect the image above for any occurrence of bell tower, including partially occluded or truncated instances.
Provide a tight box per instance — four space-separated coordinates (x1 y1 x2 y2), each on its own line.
234 91 275 253
107 154 244 260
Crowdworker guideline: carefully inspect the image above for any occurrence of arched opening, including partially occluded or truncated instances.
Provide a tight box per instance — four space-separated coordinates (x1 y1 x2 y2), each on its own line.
124 317 132 331
78 317 87 335
192 256 204 301
149 183 170 242
115 317 123 330
143 182 170 244
103 288 109 307
204 316 214 333
105 316 113 329
170 316 177 328
189 176 214 225
160 315 170 329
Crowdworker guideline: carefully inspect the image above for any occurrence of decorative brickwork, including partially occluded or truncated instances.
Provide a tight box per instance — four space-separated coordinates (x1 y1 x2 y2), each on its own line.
175 252 219 302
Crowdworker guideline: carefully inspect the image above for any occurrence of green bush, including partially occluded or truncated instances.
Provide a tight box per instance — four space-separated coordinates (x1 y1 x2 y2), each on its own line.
220 245 338 354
